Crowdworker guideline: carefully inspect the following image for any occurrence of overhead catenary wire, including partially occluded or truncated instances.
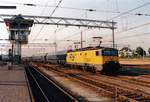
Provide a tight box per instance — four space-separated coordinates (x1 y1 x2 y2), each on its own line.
0 1 120 14
49 0 63 16
22 0 150 45
2 1 150 45
63 1 150 45
115 0 119 12
117 32 150 40
56 28 92 43
2 1 150 17
60 1 150 42
100 1 150 44
32 0 63 41
116 22 150 34
92 1 150 45
0 0 119 14
99 21 150 43
1 1 150 20
2 0 150 17
108 1 150 20
30 0 50 41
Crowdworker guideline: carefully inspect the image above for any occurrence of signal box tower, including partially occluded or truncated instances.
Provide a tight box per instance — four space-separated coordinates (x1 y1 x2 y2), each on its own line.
4 15 34 64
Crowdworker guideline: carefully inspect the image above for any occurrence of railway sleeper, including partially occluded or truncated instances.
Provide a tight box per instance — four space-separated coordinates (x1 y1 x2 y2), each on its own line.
123 93 150 101
65 72 147 101
127 93 142 98
109 88 150 101
117 95 135 102
117 96 148 102
135 97 150 101
68 74 144 101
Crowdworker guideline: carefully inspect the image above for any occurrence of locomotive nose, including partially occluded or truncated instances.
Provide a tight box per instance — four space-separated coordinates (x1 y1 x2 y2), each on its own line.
102 61 120 75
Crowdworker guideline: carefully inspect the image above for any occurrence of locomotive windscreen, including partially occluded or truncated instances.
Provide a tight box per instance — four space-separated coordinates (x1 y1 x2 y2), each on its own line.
102 49 118 56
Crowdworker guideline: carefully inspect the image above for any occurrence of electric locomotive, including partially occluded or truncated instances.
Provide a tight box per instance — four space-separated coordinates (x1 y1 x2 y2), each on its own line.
66 47 120 74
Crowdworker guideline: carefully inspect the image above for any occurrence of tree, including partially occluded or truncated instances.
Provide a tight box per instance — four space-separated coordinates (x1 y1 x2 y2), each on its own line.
148 48 150 54
132 50 138 57
136 47 146 56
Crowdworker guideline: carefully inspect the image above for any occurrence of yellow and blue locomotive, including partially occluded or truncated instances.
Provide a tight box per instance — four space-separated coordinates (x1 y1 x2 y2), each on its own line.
66 47 120 73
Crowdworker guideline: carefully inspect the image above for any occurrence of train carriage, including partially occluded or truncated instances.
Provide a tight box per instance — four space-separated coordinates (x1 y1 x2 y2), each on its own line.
31 53 46 63
46 50 67 65
46 53 58 64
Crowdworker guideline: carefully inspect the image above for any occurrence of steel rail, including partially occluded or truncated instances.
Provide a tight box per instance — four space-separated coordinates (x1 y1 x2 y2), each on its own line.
31 65 79 102
27 64 79 102
24 66 34 102
26 66 50 102
41 64 150 101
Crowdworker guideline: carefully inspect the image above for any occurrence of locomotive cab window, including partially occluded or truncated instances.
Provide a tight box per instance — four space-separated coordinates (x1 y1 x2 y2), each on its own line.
96 50 101 56
102 50 118 56
96 51 99 56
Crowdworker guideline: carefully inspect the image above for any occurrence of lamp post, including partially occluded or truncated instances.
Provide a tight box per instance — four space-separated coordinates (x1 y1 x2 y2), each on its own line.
0 48 2 60
127 44 130 59
142 41 144 60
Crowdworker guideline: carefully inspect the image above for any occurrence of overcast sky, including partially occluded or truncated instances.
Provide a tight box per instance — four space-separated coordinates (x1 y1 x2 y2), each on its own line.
0 0 150 56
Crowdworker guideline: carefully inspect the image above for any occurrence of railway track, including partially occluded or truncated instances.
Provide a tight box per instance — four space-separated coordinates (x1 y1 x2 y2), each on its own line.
122 64 150 69
65 72 150 102
117 65 150 87
115 76 150 88
36 63 150 102
141 75 150 79
25 64 79 102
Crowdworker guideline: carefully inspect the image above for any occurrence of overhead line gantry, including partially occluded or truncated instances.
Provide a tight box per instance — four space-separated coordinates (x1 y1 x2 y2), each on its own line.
0 14 116 29
0 14 117 48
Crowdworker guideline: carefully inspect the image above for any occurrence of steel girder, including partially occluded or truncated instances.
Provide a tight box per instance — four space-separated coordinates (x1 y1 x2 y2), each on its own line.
0 14 116 29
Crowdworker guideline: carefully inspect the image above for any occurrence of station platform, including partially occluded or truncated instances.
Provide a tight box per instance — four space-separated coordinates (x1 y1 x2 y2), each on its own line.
0 62 32 102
